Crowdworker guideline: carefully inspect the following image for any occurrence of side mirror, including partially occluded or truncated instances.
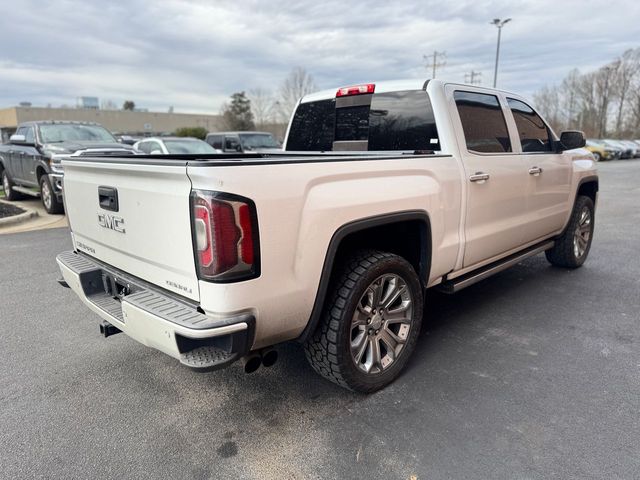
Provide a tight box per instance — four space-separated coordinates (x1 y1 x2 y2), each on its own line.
559 131 586 151
10 134 26 144
236 144 243 152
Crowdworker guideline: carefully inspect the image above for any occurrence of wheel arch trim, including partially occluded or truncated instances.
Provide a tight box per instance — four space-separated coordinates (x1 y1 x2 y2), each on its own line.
297 210 432 343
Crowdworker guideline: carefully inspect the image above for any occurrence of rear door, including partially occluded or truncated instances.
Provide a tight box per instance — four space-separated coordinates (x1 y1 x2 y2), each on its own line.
448 87 529 268
62 158 200 301
21 126 39 185
505 98 572 240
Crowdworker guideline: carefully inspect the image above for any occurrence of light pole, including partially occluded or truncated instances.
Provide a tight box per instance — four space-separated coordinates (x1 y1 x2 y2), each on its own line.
491 18 511 88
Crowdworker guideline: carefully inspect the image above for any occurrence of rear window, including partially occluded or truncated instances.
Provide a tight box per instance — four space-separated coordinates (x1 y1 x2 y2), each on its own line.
369 91 440 150
286 99 336 151
286 90 440 152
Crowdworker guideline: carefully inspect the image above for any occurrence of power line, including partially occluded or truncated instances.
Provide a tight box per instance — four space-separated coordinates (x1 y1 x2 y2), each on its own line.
423 51 446 79
465 70 482 85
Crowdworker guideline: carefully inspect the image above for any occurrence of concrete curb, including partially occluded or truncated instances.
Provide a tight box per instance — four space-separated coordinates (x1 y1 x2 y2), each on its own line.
0 201 39 228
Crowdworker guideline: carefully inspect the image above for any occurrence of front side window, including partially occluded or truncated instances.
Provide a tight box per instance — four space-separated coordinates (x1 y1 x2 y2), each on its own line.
24 127 35 144
454 91 511 153
507 98 553 152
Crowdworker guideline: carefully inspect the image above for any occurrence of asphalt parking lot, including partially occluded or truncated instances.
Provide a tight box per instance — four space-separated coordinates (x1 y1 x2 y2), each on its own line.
1 160 639 479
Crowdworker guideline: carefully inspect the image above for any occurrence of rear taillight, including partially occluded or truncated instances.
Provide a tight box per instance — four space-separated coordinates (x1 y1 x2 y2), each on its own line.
336 83 375 97
191 190 260 282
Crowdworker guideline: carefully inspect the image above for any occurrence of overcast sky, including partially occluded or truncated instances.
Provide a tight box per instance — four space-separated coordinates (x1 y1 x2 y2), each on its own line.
0 0 637 114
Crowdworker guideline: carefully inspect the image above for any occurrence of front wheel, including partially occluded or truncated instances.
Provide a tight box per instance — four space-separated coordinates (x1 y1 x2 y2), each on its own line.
545 195 595 268
304 250 424 393
40 175 64 214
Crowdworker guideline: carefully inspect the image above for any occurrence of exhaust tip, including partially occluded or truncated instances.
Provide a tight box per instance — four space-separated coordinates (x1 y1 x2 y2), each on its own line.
242 354 261 374
261 349 278 368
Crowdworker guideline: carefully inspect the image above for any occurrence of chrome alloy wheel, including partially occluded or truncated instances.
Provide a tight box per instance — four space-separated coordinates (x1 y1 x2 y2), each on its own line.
42 179 52 210
2 173 9 194
350 274 414 374
573 206 592 259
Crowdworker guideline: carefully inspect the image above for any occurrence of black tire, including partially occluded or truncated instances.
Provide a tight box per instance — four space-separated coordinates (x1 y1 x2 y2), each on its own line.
545 195 594 268
39 175 64 214
304 250 424 393
2 170 23 201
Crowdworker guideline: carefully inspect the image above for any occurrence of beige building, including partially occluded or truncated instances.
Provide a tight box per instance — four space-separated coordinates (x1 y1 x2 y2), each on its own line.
0 106 223 138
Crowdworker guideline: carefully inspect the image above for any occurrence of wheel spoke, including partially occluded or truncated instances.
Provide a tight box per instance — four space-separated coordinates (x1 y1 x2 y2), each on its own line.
379 327 404 358
382 283 407 310
352 303 370 326
372 279 384 307
580 223 591 234
578 236 587 250
351 332 368 364
367 338 382 373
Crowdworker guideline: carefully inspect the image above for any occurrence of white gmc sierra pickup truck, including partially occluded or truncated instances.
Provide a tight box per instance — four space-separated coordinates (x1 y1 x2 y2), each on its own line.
56 79 598 392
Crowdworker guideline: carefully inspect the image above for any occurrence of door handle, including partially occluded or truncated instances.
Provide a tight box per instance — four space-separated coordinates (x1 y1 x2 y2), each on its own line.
528 166 543 176
469 172 490 183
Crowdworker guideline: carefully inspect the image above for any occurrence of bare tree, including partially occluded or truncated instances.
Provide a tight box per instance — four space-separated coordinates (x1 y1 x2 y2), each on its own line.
278 67 317 122
613 49 640 135
533 85 562 132
533 48 640 139
248 88 275 128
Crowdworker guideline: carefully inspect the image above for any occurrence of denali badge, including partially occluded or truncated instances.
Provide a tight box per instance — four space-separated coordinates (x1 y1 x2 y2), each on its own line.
98 212 126 233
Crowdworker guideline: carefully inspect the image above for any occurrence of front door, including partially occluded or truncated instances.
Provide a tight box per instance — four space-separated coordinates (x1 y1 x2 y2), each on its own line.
504 98 572 240
449 87 529 268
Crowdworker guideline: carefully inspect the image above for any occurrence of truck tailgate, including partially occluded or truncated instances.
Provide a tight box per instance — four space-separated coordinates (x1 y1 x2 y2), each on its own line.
62 159 199 302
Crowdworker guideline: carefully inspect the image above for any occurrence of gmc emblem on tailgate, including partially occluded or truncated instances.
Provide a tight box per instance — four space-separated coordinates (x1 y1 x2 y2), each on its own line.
98 213 126 233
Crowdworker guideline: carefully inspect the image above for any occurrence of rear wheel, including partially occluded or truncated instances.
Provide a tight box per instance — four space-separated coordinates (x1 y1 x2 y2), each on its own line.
39 175 63 214
304 250 424 393
592 152 601 162
545 195 594 268
2 170 22 201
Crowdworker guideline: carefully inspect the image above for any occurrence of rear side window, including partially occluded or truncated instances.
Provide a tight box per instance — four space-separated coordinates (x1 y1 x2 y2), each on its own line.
207 135 223 149
286 90 440 152
286 99 336 151
507 98 553 152
137 141 151 153
454 91 511 153
369 91 440 151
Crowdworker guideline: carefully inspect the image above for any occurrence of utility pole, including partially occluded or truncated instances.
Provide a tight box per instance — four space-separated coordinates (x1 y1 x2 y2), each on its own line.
491 18 511 88
465 70 482 85
424 51 446 79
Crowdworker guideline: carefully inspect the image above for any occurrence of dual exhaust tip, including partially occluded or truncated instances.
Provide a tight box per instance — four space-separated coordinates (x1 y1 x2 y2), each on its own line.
242 348 278 374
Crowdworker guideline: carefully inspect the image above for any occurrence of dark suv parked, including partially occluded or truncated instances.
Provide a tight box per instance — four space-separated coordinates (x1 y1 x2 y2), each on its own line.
0 121 134 213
